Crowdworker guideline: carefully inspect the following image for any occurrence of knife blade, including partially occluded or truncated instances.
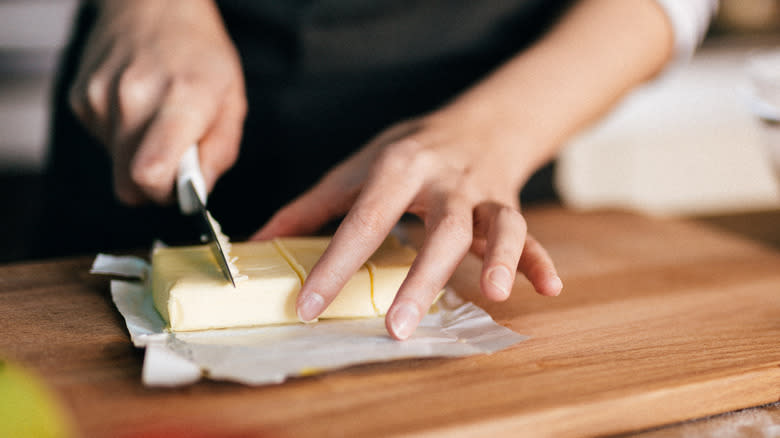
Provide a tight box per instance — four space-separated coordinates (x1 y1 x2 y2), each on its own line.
177 144 237 287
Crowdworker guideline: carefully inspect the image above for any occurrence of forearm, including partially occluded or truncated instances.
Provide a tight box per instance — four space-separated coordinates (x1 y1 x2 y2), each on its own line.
437 0 675 185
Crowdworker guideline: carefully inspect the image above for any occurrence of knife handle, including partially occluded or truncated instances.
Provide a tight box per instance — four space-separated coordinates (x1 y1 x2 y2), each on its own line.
177 143 208 215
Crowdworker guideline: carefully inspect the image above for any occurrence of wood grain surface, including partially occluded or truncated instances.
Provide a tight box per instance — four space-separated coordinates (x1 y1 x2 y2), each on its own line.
1 205 778 438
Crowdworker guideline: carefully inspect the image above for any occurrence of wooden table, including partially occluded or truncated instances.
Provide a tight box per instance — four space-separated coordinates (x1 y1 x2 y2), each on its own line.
1 205 778 437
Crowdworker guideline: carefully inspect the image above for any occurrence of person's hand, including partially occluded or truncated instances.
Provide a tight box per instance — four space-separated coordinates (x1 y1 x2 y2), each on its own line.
69 0 246 205
253 106 563 340
255 0 677 341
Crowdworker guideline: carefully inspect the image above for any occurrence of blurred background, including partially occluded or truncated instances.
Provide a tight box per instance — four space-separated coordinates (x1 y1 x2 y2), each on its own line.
0 0 778 262
0 0 78 262
557 0 780 215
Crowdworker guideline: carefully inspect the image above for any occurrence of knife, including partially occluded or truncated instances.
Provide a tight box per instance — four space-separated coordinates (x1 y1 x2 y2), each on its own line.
177 144 237 287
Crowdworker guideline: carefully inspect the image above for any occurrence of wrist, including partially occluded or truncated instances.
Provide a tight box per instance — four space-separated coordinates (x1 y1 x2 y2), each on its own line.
439 91 556 184
424 101 550 193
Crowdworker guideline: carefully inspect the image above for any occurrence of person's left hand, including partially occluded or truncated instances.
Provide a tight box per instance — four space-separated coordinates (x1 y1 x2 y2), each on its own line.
252 107 562 340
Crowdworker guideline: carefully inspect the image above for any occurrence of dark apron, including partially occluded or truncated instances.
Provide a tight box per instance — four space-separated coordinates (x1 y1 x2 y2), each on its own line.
34 0 568 258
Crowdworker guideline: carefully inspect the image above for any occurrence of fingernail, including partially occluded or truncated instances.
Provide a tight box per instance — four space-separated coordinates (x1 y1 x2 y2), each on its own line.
389 302 420 340
297 291 325 322
488 266 512 299
546 274 563 296
539 273 563 297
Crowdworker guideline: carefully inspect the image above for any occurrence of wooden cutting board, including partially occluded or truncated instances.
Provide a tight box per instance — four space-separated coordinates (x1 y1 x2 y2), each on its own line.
0 206 778 437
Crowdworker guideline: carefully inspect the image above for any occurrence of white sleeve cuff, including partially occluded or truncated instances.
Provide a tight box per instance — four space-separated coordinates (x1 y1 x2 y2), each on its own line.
653 0 719 63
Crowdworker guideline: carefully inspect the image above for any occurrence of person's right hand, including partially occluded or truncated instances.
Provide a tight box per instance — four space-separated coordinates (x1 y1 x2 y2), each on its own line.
69 0 247 205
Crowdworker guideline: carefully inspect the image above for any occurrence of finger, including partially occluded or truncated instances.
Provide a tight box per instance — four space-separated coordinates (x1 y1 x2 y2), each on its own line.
113 59 168 144
110 62 170 205
197 84 247 191
69 45 125 144
68 38 112 126
251 161 364 241
518 235 562 297
295 140 427 322
251 177 355 241
125 79 221 204
112 134 148 206
255 124 423 240
473 203 526 301
386 195 474 340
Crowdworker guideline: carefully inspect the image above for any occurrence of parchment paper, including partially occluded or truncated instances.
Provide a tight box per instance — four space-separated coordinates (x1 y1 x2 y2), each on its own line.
92 254 527 387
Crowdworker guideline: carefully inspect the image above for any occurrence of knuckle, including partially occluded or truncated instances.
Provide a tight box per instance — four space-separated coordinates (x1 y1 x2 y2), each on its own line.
85 75 109 111
390 136 424 155
498 204 527 231
376 137 439 183
156 76 208 122
129 159 166 196
167 74 199 99
409 148 439 176
128 163 152 190
435 213 473 247
381 137 425 166
376 146 415 177
348 207 387 237
117 66 159 111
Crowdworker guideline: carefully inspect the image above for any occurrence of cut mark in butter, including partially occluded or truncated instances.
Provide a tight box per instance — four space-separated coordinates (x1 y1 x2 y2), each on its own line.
206 211 248 284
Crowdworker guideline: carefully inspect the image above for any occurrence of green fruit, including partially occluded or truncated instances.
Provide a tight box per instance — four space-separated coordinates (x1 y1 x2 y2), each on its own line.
0 358 74 438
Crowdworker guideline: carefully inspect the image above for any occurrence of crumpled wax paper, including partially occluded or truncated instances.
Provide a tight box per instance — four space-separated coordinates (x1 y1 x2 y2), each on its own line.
91 254 527 387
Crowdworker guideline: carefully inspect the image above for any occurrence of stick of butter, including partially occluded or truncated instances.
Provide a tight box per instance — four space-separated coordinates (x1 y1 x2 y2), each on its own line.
152 236 417 331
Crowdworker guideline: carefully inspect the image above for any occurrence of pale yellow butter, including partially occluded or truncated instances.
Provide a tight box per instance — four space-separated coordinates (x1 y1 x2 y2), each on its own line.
152 242 301 331
366 237 418 315
273 237 375 318
152 236 420 331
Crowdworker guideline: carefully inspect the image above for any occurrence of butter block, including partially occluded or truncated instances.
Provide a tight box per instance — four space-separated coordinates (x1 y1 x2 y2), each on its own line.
152 236 422 331
274 237 376 318
366 236 418 315
152 242 301 331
